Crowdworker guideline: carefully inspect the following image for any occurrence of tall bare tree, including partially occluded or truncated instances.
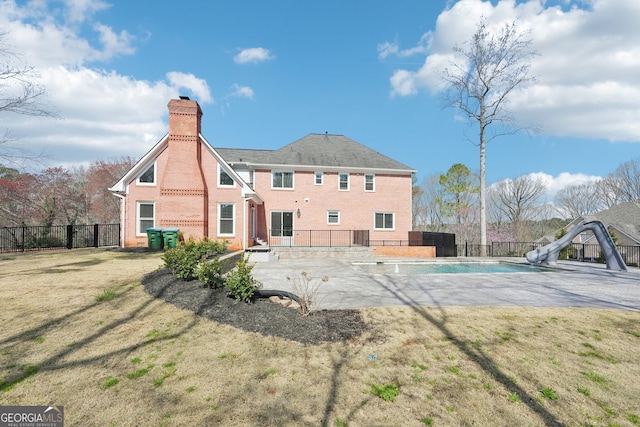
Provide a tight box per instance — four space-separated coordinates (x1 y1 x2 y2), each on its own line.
489 174 547 241
442 18 538 253
555 181 605 219
1 29 56 166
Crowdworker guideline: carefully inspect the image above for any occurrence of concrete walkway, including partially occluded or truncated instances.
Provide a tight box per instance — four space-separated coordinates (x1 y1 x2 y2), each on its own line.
251 257 640 311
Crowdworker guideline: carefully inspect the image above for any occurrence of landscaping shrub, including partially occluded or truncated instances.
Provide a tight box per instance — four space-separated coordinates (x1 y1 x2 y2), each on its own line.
196 257 224 289
162 237 227 280
225 253 260 303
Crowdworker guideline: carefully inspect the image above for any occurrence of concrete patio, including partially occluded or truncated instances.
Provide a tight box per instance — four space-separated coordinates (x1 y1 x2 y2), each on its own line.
251 257 640 311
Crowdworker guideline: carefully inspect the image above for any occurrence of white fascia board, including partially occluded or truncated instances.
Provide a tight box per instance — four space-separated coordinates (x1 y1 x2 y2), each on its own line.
109 133 169 194
199 133 256 196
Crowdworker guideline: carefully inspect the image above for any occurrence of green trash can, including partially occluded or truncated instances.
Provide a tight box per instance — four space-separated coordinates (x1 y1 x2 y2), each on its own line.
162 228 180 249
146 228 163 250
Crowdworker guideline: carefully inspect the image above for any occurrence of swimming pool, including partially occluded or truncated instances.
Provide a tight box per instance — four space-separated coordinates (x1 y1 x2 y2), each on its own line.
352 261 548 275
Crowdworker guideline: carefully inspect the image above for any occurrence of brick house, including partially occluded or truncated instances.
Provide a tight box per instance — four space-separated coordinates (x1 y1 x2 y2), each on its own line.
110 97 416 250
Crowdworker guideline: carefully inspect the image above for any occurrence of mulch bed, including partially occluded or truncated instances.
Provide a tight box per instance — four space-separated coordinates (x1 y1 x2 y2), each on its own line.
141 268 369 345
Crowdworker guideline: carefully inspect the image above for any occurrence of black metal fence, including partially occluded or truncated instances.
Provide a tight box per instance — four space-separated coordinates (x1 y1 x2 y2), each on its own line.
0 224 120 253
457 241 640 268
268 229 369 247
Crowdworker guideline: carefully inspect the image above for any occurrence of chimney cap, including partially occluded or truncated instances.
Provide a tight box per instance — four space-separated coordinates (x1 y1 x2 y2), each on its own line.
179 95 190 100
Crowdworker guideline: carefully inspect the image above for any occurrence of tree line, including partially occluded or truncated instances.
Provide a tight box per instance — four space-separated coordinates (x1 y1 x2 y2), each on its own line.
413 157 640 244
0 158 135 227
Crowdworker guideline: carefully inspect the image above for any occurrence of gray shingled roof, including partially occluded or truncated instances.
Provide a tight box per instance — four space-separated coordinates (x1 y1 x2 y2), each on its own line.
583 201 640 242
215 133 414 171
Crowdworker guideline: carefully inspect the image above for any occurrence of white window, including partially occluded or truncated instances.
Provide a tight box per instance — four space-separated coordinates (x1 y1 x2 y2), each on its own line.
327 210 340 225
137 163 155 185
272 171 294 189
315 171 323 185
137 202 155 234
218 203 235 236
374 212 394 230
364 174 375 192
339 173 349 191
218 164 235 187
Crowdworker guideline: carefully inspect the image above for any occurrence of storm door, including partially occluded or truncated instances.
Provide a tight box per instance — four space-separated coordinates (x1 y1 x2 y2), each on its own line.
271 211 294 246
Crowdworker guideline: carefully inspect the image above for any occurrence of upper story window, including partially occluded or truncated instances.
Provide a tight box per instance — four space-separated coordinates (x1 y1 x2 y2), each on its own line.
339 173 349 191
315 171 323 185
365 174 375 192
218 164 235 187
272 171 294 189
137 163 155 185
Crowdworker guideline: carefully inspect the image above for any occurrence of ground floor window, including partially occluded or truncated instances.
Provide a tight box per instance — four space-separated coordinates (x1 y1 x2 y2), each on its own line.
327 210 340 225
218 203 235 236
137 201 155 235
374 212 394 230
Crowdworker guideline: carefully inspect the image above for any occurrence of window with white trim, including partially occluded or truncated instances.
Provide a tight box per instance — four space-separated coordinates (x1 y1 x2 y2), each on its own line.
327 210 340 225
364 174 375 191
272 171 294 189
338 173 349 191
137 202 155 234
218 203 235 236
374 212 394 230
315 171 323 185
218 164 235 187
137 163 155 185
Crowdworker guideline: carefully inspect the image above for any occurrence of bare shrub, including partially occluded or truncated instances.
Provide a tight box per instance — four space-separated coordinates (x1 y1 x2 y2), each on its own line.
287 271 327 316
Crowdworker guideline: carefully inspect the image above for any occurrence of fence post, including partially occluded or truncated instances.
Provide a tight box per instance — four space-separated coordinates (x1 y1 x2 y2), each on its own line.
66 225 73 249
93 224 99 247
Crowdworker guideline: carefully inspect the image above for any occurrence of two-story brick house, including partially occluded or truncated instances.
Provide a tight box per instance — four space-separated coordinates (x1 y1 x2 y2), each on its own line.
110 97 416 250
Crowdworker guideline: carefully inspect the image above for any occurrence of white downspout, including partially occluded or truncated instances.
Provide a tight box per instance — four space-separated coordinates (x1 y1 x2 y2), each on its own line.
243 197 248 250
113 192 126 248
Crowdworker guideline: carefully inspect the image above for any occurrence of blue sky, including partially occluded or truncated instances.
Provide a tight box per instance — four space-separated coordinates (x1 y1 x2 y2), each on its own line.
2 0 640 198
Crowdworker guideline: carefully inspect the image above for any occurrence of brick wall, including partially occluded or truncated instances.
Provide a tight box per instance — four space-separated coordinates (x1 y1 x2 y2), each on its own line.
253 169 412 242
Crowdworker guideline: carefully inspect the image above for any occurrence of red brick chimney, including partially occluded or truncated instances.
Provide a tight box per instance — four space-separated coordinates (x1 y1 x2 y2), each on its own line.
158 97 208 237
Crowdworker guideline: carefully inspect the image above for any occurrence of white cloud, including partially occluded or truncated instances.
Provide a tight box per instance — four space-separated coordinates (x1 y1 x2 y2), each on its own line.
381 0 640 142
0 0 214 169
166 72 213 104
229 84 255 100
233 47 274 64
491 171 603 200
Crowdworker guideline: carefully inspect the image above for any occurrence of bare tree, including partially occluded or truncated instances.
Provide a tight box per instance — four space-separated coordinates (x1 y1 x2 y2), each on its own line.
417 173 446 231
489 174 547 241
1 29 56 165
603 158 640 204
555 181 605 219
442 18 538 253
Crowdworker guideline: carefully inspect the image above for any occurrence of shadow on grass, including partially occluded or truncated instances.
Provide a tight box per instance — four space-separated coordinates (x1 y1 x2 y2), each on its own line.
0 279 197 392
360 274 565 427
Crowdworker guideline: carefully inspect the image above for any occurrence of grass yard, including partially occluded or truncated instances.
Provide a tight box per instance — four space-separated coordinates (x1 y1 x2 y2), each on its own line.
1 248 639 426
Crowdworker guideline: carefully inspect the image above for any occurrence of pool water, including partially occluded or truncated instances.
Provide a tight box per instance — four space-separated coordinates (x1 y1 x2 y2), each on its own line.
352 262 547 275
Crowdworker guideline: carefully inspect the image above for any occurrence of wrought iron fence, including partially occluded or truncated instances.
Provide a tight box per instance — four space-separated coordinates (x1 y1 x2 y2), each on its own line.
268 229 369 247
455 241 639 268
0 224 120 253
